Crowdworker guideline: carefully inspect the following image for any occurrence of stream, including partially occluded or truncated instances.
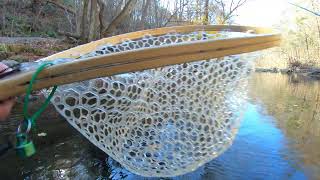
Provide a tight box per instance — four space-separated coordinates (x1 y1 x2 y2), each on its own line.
0 73 319 179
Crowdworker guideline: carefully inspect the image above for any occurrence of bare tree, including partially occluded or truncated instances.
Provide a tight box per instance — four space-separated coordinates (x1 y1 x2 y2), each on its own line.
2 0 250 41
46 0 76 15
102 0 138 37
88 0 98 41
80 0 89 42
163 1 188 26
203 0 209 24
214 0 247 24
97 0 105 35
139 0 152 30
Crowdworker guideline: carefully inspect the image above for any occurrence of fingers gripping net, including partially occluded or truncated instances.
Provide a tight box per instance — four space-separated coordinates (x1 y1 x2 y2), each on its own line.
46 31 256 177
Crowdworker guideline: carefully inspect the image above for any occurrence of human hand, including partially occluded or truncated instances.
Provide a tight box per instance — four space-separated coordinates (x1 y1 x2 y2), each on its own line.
0 63 15 121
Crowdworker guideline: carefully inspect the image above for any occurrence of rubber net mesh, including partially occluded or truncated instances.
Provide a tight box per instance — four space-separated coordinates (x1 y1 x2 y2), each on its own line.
45 31 256 177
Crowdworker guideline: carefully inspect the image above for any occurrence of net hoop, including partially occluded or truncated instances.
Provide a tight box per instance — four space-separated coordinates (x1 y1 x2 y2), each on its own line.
0 25 280 100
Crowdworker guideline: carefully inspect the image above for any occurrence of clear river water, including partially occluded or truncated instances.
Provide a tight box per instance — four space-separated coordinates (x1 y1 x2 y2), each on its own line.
0 73 319 179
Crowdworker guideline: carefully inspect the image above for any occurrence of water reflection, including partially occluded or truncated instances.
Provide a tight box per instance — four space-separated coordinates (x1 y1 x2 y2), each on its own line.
0 73 319 179
249 73 320 179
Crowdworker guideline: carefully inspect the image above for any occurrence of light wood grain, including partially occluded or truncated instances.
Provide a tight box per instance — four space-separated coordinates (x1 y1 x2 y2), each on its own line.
44 25 278 60
0 25 281 100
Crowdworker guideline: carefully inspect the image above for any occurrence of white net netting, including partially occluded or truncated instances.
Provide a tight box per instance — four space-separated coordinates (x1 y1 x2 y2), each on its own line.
45 31 256 177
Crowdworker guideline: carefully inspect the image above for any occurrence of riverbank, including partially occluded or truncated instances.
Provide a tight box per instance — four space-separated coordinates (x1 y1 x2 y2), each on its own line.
255 67 320 79
0 36 75 62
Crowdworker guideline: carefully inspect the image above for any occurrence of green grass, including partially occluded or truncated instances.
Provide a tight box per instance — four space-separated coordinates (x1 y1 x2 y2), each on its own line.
0 44 9 52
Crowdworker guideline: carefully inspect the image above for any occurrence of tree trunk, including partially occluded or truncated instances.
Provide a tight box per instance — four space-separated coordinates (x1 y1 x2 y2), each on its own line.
31 0 41 14
203 0 209 25
75 1 82 36
80 0 89 42
154 0 159 27
139 0 151 30
97 0 106 37
88 0 98 42
102 0 138 37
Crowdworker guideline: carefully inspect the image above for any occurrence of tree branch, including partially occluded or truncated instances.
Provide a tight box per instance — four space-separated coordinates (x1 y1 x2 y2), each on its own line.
221 0 247 24
46 0 75 15
102 0 138 37
163 2 188 26
290 2 320 16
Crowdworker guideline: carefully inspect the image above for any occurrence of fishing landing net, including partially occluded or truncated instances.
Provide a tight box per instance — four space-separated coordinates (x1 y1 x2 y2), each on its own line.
41 27 274 177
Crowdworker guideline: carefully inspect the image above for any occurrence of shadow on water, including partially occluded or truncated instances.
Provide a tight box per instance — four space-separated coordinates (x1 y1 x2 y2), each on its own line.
0 73 319 179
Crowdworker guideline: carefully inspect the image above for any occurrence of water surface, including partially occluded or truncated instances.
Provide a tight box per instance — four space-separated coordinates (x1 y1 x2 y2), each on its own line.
0 73 319 179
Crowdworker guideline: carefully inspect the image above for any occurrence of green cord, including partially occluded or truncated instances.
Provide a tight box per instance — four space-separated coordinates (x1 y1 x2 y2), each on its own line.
23 62 58 126
15 62 57 158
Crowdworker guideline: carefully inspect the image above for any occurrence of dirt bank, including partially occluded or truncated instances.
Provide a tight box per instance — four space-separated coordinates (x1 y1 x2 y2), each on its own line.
0 37 75 62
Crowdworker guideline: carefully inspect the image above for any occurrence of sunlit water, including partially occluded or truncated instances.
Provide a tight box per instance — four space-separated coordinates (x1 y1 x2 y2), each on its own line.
0 73 319 179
